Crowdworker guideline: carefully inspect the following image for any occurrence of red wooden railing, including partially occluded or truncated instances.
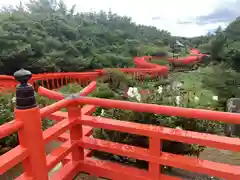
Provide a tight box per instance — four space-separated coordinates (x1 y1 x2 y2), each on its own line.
1 79 240 180
2 49 236 180
0 49 205 92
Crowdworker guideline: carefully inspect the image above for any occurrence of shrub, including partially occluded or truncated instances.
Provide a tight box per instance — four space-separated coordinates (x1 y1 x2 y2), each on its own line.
57 83 84 94
92 70 224 170
0 92 16 154
0 91 55 154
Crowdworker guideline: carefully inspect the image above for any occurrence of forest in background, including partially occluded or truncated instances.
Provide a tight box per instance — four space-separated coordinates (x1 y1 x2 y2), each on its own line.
0 0 240 75
0 0 175 75
0 0 239 75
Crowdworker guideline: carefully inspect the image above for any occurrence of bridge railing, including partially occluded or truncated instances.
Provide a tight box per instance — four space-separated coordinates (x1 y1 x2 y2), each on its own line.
39 82 240 180
73 97 240 180
1 69 239 180
0 50 208 92
0 70 97 180
0 55 171 91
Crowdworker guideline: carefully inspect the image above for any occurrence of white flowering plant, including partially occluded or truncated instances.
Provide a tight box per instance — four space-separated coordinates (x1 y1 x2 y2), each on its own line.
93 70 225 171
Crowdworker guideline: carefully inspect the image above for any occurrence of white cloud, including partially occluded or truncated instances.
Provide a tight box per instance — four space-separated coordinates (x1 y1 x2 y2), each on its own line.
1 0 235 37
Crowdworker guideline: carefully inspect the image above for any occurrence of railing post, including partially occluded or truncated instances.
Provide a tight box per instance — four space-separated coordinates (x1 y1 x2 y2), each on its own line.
14 69 48 180
149 137 161 179
68 104 84 161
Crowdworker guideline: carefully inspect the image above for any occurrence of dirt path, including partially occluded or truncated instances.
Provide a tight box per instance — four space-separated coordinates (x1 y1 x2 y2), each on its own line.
200 147 240 165
166 147 240 179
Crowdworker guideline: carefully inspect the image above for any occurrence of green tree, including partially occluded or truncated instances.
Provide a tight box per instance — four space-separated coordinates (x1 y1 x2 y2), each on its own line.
0 0 172 75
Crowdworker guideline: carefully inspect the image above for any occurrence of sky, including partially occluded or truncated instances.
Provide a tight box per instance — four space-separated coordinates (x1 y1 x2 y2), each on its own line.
1 0 240 37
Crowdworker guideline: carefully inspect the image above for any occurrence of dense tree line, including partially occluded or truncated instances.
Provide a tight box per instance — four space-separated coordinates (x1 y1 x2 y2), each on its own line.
1 0 240 77
184 17 240 102
0 0 173 75
188 18 240 71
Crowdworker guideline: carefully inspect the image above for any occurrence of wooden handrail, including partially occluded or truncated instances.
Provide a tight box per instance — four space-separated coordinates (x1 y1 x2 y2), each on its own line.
75 96 240 124
80 115 240 152
0 120 23 139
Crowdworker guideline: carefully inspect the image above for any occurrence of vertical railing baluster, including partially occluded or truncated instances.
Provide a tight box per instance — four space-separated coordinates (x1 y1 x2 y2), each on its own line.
61 77 64 87
46 79 50 89
56 78 60 89
149 137 161 179
68 104 84 161
51 79 55 89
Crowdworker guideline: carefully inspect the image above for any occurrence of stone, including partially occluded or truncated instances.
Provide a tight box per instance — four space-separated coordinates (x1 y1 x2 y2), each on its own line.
225 98 240 137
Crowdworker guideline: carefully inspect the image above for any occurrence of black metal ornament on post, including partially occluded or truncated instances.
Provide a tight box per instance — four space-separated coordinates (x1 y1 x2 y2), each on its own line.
14 69 37 110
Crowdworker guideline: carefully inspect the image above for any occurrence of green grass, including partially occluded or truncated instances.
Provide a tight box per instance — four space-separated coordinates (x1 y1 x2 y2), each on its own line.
151 59 170 65
171 70 218 107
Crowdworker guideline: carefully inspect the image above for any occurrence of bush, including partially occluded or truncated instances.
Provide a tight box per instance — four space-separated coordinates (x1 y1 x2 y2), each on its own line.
92 70 224 170
150 51 168 57
0 92 16 154
200 64 240 101
57 83 84 94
